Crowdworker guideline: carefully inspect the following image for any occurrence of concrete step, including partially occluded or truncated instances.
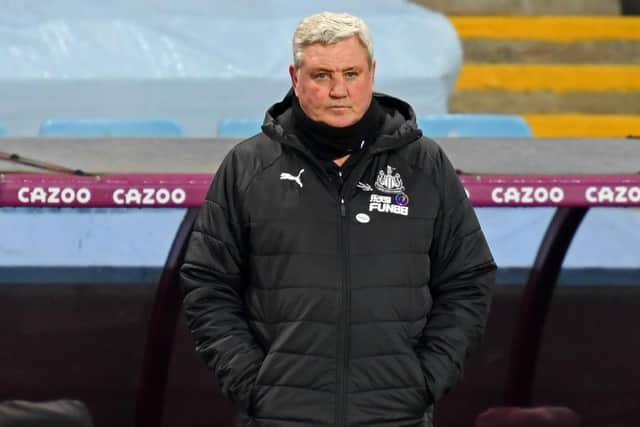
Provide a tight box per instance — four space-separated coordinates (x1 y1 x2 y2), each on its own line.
449 91 640 114
451 16 640 41
462 39 640 64
523 114 640 137
456 64 640 91
455 17 640 64
452 65 640 114
412 0 620 15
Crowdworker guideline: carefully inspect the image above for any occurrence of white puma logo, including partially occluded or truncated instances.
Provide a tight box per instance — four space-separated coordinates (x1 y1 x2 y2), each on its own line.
280 169 304 188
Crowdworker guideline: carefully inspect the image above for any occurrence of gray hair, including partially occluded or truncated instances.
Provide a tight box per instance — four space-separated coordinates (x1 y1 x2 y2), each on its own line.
292 12 374 70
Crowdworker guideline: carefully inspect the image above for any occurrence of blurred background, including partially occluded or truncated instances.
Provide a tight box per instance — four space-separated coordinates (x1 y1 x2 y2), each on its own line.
1 0 639 426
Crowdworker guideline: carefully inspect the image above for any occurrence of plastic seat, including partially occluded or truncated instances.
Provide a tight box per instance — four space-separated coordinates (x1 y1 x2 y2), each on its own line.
217 118 262 137
218 115 533 138
417 114 533 138
0 399 94 427
38 119 184 137
0 126 6 136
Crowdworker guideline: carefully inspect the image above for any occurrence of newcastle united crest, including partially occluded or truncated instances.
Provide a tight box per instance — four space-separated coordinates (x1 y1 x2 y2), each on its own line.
375 165 405 194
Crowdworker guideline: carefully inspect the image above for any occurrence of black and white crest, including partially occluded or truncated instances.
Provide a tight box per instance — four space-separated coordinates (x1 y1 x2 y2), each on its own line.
374 165 405 194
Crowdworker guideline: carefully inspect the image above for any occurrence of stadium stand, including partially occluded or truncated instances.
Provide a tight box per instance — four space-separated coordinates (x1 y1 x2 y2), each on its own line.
38 119 184 137
446 14 640 137
523 114 640 137
415 0 621 15
410 4 640 285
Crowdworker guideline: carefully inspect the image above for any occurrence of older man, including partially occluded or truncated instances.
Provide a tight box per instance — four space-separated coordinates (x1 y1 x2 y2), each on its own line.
180 11 496 427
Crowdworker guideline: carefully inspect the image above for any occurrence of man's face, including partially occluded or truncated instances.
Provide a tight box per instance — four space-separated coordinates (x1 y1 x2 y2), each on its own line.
289 36 376 128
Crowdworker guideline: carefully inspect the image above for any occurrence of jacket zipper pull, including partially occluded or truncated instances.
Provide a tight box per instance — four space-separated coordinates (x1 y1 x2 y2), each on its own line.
340 198 346 217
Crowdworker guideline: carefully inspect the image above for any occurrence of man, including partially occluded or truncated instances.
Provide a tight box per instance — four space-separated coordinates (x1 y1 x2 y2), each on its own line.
180 11 496 427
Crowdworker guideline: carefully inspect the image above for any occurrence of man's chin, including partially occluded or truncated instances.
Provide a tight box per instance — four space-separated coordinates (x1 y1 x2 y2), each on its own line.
322 113 360 128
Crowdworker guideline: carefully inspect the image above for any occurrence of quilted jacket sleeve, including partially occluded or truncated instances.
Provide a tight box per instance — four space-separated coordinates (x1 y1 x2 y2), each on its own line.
416 145 497 404
180 150 264 411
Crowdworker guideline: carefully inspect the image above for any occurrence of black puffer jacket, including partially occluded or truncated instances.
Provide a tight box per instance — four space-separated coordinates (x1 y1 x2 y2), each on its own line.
180 93 496 427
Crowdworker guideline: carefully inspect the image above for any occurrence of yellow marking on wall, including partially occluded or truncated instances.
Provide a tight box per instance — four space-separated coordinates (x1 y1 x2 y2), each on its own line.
451 17 640 42
524 114 640 137
456 65 640 92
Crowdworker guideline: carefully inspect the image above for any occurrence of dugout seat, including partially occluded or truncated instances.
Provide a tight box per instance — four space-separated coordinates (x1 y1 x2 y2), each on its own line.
217 118 262 137
38 118 184 137
0 399 94 427
474 406 582 427
9 117 187 287
417 114 533 138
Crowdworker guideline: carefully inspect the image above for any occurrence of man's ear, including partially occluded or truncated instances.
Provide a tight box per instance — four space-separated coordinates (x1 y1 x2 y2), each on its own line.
289 65 299 96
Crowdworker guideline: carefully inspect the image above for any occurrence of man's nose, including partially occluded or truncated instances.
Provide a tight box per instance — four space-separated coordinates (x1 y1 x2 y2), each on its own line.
329 77 348 98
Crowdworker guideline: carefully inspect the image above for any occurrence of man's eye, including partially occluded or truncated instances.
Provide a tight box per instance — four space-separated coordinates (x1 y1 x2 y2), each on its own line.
314 73 329 79
345 71 358 78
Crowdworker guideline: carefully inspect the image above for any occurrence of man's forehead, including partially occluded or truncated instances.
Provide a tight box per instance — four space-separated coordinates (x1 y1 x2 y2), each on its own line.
302 37 366 53
307 64 362 71
299 38 369 69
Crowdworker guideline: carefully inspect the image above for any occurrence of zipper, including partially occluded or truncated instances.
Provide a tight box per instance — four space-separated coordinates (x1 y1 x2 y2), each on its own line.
333 156 376 427
278 137 376 426
335 196 350 427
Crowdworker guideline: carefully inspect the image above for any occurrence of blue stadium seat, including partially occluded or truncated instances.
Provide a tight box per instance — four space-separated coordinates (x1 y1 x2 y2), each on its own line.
38 118 184 137
217 118 262 137
217 114 533 139
417 114 533 138
0 126 6 136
